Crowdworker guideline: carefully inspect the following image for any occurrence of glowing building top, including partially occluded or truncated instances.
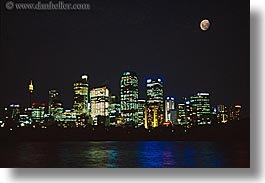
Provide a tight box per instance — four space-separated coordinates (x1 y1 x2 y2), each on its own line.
29 80 34 93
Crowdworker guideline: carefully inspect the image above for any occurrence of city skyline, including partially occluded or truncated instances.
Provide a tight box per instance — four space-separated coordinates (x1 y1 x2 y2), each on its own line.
0 0 249 118
0 71 245 129
1 72 245 107
0 71 248 119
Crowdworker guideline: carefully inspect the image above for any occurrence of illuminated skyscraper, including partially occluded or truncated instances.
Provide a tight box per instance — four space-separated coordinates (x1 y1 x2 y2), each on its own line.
73 75 89 116
165 96 177 124
146 78 164 125
144 103 159 129
138 99 146 127
31 102 46 123
90 86 110 125
120 71 139 126
189 92 211 125
109 94 121 126
50 99 64 122
48 89 59 115
215 104 229 123
176 103 188 125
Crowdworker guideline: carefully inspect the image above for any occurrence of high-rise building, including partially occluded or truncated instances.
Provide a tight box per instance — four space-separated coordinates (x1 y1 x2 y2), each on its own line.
138 99 146 127
215 104 229 123
176 103 188 125
120 71 139 126
73 75 89 116
90 86 110 125
189 92 211 125
183 98 197 126
109 94 121 126
229 104 242 121
50 100 64 121
48 89 59 115
30 102 45 123
146 78 164 125
165 96 177 124
144 103 159 129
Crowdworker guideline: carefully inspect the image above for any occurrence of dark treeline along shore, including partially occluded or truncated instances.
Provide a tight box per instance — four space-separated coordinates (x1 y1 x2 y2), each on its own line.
0 118 249 142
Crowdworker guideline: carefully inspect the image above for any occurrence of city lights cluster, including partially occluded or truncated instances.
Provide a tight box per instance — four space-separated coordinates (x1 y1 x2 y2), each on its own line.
0 71 242 130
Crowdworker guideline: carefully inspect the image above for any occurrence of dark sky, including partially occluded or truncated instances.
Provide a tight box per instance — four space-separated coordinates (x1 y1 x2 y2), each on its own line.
0 0 249 116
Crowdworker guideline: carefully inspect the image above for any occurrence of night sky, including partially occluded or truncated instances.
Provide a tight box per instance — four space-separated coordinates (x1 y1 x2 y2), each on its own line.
0 0 249 116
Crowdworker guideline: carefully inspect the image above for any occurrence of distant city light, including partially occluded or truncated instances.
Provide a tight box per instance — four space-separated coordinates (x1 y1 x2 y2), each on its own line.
197 93 209 96
81 75 88 80
214 107 217 113
147 79 152 83
157 78 162 82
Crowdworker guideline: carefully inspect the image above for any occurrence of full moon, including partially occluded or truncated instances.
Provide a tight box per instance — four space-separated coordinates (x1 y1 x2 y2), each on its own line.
200 19 210 31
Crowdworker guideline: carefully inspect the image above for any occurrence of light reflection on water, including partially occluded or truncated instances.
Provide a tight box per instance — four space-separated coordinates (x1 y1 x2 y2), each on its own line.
0 141 249 168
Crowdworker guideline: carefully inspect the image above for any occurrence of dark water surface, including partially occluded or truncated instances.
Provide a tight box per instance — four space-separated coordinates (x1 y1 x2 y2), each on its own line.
0 141 249 168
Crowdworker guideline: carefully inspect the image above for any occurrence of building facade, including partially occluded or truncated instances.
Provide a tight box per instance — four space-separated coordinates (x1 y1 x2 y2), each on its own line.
120 71 139 126
165 96 177 124
109 94 121 126
176 103 188 125
138 99 146 127
215 104 229 123
90 86 110 125
48 89 59 115
146 78 164 126
189 92 212 125
30 102 46 123
73 75 89 116
144 103 159 129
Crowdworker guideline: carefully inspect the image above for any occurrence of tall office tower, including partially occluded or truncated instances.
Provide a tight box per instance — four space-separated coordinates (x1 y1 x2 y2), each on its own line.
215 104 229 123
146 78 164 125
120 71 139 126
48 89 59 115
144 103 159 129
109 94 121 126
90 86 110 125
176 103 188 125
31 102 46 123
229 104 242 121
50 100 64 122
183 98 197 126
73 75 89 116
189 92 212 125
165 96 177 124
28 80 34 106
138 99 146 127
